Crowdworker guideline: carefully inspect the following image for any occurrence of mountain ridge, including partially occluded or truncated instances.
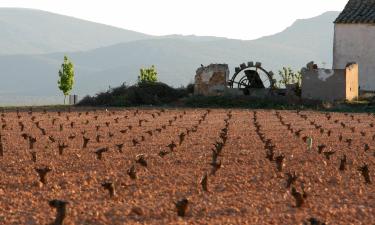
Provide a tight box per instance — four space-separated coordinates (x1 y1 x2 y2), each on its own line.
0 9 340 105
0 7 152 55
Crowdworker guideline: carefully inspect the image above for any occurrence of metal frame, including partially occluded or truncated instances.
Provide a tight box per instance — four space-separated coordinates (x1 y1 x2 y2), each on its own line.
228 62 276 91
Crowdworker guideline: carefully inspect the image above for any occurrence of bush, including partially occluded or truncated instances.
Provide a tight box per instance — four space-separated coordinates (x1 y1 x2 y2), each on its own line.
277 67 302 97
78 95 95 106
77 82 189 107
186 83 195 94
138 65 158 84
278 67 302 87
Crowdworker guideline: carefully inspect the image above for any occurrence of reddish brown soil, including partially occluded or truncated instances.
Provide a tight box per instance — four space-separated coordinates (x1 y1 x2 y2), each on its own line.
0 108 374 224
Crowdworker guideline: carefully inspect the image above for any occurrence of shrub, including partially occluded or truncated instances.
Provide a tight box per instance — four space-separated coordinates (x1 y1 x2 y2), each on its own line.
138 65 158 84
278 67 302 97
77 82 189 107
278 67 301 87
186 83 195 94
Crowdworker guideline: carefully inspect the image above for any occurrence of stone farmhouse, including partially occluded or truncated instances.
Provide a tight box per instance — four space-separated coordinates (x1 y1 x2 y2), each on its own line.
333 0 375 91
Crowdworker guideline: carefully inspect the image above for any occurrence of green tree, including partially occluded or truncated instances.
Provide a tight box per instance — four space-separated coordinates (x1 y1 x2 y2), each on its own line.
138 65 158 84
278 67 301 87
278 67 302 96
58 56 75 104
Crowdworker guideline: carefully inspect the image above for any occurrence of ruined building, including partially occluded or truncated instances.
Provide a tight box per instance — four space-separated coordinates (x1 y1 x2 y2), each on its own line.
301 62 358 101
194 62 275 97
333 0 375 91
194 64 229 96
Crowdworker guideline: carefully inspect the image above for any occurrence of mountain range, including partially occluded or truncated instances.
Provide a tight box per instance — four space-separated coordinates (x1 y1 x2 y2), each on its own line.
0 8 339 105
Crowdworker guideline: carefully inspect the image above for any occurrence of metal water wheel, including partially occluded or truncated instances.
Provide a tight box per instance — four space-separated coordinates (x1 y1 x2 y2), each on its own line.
228 62 276 94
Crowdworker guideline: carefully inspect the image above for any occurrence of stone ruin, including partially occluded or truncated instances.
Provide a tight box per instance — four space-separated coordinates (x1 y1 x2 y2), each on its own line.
301 61 359 102
194 62 274 97
194 64 229 96
193 61 359 102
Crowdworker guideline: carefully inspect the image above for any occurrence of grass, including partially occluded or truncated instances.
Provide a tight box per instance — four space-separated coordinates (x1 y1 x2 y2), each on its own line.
181 95 375 113
0 105 69 112
1 96 374 114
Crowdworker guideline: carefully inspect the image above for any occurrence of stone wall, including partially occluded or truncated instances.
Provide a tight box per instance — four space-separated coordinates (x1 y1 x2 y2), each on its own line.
301 62 358 102
194 64 229 96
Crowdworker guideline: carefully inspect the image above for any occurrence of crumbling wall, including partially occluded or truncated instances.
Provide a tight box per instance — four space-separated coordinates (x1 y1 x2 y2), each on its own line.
345 63 359 101
301 62 358 102
194 64 229 96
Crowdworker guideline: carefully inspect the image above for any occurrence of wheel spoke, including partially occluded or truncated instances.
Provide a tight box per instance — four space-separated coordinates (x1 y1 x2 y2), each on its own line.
231 81 242 85
261 78 268 86
238 78 249 88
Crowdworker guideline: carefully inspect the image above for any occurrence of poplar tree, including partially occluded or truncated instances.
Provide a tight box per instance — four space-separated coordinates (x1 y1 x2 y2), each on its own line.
58 56 75 104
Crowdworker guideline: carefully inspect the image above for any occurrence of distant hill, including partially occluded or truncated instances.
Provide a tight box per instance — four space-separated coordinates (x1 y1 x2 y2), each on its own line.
255 11 337 65
0 8 152 55
0 9 340 105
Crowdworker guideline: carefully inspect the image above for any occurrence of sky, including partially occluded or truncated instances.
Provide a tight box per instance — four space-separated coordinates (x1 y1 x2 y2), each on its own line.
0 0 348 40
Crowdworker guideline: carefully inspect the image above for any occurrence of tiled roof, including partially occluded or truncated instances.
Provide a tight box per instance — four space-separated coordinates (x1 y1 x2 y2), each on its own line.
334 0 375 23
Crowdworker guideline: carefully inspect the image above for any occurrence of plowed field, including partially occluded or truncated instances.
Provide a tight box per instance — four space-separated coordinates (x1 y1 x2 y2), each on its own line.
0 109 374 224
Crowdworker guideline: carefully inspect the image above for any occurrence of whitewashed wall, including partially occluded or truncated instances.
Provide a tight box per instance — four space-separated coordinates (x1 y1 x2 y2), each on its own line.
333 24 375 91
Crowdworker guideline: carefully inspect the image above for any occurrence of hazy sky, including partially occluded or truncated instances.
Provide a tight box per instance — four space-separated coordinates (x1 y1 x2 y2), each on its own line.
1 0 348 40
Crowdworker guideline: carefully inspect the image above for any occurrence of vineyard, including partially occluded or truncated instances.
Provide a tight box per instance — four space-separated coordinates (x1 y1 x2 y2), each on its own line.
0 108 374 224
